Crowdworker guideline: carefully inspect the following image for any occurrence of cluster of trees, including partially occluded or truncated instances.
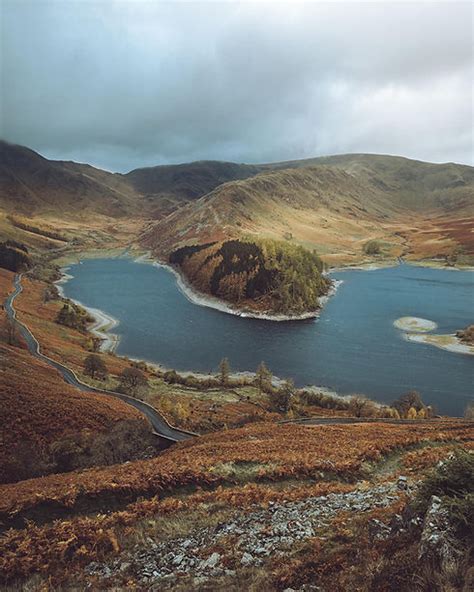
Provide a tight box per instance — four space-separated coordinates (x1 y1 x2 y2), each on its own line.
391 390 433 419
84 355 149 397
50 419 157 473
363 240 381 255
56 301 93 331
158 396 192 425
0 240 31 272
8 215 68 242
298 389 351 411
170 238 330 314
43 285 59 302
217 358 295 413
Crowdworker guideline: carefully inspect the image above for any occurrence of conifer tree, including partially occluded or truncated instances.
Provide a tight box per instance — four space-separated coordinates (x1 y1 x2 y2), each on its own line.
219 357 230 387
255 361 272 396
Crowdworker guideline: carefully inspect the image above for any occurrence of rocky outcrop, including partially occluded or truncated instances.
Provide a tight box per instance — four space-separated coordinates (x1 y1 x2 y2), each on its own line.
419 495 463 567
86 483 400 586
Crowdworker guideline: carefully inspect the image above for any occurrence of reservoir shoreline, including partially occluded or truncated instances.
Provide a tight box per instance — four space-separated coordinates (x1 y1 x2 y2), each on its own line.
55 258 352 404
55 254 474 416
55 268 121 353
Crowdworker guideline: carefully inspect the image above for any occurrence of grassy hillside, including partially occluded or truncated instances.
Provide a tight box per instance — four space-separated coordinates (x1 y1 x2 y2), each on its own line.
0 142 263 221
125 160 262 202
0 141 140 218
0 343 156 484
142 156 474 265
142 165 402 257
1 142 472 265
170 238 330 314
293 153 474 213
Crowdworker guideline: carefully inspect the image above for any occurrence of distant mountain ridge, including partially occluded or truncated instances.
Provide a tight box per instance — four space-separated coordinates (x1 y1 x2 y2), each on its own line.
141 156 474 260
1 140 473 263
0 141 263 218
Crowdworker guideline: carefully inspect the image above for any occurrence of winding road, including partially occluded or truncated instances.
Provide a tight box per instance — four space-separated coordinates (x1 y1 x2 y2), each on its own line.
4 274 194 443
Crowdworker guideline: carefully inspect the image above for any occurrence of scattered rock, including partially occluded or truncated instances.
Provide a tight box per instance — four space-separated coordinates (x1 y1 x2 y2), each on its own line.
397 475 408 490
368 518 391 541
241 552 254 566
86 482 401 585
204 552 221 569
419 495 462 565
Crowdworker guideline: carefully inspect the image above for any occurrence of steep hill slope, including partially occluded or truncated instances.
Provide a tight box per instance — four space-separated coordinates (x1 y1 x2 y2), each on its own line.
0 142 267 222
142 156 474 263
125 160 262 202
0 141 139 218
292 153 474 214
1 143 472 263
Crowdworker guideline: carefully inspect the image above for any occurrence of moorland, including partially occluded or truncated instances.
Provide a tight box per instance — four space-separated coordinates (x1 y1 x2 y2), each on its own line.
0 140 473 590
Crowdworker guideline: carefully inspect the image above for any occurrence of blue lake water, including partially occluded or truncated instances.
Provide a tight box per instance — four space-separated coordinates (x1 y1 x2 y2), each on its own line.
63 258 474 416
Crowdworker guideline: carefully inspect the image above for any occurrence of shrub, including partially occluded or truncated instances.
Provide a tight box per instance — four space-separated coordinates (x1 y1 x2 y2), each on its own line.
414 449 474 541
456 325 474 344
363 240 381 255
348 395 378 417
464 404 474 420
298 389 350 411
392 390 429 418
163 369 180 384
183 375 201 389
271 379 295 413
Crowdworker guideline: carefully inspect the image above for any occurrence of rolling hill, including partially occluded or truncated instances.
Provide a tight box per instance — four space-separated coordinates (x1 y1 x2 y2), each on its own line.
0 141 263 220
0 141 139 218
1 141 473 264
142 154 474 264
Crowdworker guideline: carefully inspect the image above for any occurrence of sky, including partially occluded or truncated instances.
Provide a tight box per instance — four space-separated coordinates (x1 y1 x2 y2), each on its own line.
1 0 472 172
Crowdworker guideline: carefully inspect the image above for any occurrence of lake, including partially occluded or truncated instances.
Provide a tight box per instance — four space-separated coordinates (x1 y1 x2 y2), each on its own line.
62 258 474 416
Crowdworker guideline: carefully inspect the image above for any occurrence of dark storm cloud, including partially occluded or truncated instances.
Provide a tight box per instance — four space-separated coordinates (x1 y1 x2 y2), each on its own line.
1 1 472 171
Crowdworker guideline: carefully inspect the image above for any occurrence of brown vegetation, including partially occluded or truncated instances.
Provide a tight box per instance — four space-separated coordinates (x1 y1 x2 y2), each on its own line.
1 420 472 520
0 343 155 484
456 324 474 344
0 421 472 587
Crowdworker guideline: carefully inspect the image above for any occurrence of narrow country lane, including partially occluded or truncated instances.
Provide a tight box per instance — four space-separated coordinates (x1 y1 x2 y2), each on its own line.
4 273 194 442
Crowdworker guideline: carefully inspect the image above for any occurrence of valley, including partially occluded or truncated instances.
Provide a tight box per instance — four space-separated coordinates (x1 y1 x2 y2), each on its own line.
0 141 473 591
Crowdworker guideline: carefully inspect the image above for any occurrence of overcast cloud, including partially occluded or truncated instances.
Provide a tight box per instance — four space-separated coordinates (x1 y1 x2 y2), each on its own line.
1 0 472 171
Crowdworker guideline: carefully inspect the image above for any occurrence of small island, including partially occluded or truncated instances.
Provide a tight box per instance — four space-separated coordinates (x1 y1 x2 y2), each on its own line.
169 238 331 320
393 316 438 333
394 317 474 356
